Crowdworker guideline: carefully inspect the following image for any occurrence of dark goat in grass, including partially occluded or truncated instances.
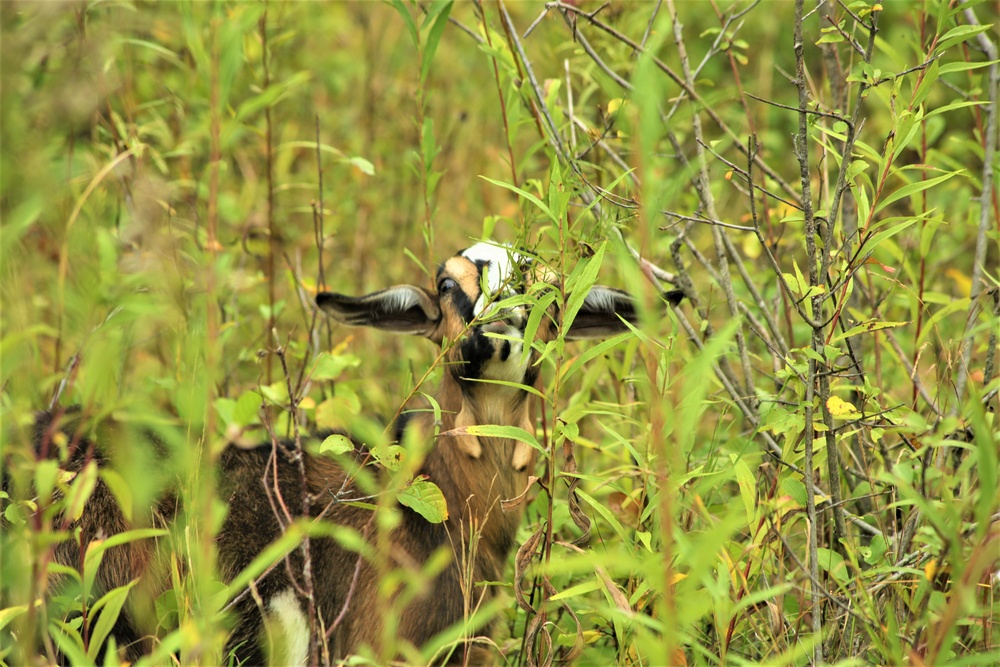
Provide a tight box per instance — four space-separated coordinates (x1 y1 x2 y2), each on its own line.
19 242 676 664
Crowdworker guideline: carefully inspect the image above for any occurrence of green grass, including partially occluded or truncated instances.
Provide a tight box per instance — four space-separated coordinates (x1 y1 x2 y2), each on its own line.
1 1 997 665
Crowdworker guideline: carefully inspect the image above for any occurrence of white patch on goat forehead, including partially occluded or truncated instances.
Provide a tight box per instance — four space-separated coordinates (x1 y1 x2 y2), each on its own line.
460 242 521 296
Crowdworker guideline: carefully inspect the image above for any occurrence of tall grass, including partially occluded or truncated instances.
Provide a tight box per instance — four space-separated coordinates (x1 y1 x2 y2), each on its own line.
1 2 997 665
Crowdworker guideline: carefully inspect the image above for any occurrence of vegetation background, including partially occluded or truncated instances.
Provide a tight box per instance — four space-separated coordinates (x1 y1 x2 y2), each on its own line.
1 0 997 665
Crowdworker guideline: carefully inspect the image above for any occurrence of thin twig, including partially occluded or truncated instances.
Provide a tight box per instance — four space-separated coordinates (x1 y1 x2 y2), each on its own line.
745 91 853 126
522 6 549 38
639 0 662 50
660 211 756 232
954 3 999 411
261 9 277 387
549 0 803 206
698 137 804 212
667 0 756 404
747 137 823 330
792 2 825 661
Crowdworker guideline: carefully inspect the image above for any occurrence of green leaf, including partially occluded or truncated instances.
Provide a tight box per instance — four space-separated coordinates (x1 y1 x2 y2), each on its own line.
65 461 98 523
83 528 167 602
397 477 449 523
731 583 795 615
919 215 945 257
420 116 440 169
456 424 542 453
420 1 453 84
0 603 33 631
845 159 869 183
349 156 375 175
780 477 807 508
575 488 630 545
562 332 631 383
479 176 558 223
816 547 850 584
816 32 844 45
216 5 261 106
874 171 958 215
102 636 119 667
260 381 289 405
969 392 998 538
117 37 186 69
866 533 888 565
562 243 607 334
556 421 579 443
733 457 757 528
459 375 546 399
236 71 312 121
936 24 994 53
924 100 988 119
35 459 60 502
911 59 939 108
232 391 263 428
319 434 354 456
549 580 602 601
390 0 419 46
0 194 43 257
938 60 998 75
98 469 133 522
214 398 236 428
521 289 558 360
892 110 923 161
862 217 920 254
87 580 138 661
311 352 361 381
792 260 808 298
830 319 909 343
49 620 92 667
315 394 361 431
370 444 405 471
143 629 184 666
855 178 871 226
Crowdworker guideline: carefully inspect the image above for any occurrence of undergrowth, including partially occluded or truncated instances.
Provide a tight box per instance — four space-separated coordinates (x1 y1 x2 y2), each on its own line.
1 1 997 665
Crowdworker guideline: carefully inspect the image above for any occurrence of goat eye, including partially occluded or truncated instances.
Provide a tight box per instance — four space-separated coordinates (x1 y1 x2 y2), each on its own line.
438 277 457 293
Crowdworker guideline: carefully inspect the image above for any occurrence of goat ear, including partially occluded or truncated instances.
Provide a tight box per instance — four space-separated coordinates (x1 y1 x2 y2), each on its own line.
565 286 637 340
317 286 440 336
566 286 684 339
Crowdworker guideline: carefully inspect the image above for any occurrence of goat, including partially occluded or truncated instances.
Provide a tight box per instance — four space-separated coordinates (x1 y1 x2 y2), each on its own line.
16 242 656 665
221 242 654 664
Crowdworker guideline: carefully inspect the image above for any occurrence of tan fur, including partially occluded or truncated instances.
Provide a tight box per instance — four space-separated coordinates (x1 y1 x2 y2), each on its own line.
443 256 483 307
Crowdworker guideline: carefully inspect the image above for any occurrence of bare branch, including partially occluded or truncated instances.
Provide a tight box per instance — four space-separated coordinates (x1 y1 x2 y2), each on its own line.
667 0 756 404
660 211 756 232
548 0 803 206
793 1 825 660
954 3 999 411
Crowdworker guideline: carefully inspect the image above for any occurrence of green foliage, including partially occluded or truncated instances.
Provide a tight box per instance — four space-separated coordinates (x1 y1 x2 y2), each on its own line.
2 1 998 666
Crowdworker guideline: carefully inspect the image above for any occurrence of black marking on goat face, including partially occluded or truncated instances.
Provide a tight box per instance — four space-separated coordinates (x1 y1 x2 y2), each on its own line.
448 284 477 324
442 243 535 387
436 264 479 324
451 321 532 387
523 365 539 391
455 332 495 383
